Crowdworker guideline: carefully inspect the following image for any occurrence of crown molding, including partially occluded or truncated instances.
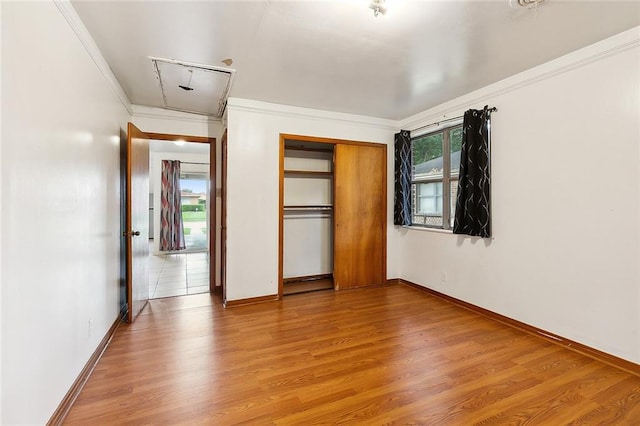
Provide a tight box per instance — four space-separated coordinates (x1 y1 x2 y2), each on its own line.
53 0 132 115
401 25 640 131
226 98 398 131
131 105 223 124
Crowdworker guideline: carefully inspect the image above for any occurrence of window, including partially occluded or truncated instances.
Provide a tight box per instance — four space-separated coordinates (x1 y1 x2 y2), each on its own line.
411 125 463 229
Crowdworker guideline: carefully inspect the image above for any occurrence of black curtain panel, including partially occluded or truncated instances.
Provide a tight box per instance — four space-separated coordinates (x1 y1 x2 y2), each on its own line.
394 130 412 226
453 106 493 238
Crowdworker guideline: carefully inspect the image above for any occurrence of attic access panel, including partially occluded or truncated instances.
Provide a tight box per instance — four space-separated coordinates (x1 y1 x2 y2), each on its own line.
150 57 235 118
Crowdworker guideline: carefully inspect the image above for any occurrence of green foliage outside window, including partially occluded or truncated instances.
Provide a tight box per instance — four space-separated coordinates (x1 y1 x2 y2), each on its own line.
412 127 463 166
182 204 205 212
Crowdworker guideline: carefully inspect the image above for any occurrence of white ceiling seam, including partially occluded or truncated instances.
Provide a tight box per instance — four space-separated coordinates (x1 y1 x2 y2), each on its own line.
149 56 236 118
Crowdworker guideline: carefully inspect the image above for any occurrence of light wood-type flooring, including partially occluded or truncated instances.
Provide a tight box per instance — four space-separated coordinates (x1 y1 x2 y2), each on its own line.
64 284 640 424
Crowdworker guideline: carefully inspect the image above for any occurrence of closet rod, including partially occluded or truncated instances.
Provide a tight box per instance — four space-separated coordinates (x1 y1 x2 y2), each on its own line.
411 106 497 134
284 205 333 210
180 161 209 165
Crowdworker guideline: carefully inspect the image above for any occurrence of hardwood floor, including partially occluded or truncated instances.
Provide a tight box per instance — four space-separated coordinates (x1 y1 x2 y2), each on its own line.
64 284 640 425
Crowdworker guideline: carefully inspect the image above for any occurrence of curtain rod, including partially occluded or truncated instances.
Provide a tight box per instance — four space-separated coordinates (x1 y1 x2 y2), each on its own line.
411 106 497 134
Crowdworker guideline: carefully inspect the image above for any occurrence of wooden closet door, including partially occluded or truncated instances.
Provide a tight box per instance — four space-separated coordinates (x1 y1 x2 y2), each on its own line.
334 143 386 290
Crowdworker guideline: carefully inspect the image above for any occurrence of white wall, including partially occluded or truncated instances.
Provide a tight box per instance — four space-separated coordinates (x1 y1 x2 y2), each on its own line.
225 99 397 301
1 1 130 424
397 27 640 364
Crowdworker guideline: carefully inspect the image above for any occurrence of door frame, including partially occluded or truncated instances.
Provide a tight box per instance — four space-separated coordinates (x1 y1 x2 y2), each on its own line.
278 133 387 298
220 130 228 302
144 132 217 295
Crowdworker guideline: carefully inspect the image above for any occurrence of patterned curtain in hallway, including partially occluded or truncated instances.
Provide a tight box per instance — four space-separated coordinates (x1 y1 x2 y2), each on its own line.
394 130 412 226
160 160 186 251
453 106 493 238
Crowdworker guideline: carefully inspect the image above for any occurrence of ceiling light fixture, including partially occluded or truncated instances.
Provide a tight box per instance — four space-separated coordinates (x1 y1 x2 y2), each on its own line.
174 140 186 146
510 0 546 8
369 0 386 17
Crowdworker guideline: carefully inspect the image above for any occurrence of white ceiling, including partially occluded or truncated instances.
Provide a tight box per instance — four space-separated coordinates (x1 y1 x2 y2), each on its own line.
72 0 639 120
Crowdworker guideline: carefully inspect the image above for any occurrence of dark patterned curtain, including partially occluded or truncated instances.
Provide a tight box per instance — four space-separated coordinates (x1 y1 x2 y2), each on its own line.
453 106 493 238
394 130 412 226
160 160 186 251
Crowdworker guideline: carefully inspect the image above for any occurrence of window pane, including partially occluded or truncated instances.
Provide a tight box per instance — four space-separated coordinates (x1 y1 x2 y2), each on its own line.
412 133 444 180
411 182 443 227
450 126 462 178
450 179 458 228
418 182 443 214
180 176 208 251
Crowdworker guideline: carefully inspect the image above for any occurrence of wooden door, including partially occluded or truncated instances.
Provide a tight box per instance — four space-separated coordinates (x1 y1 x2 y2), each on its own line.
220 130 228 300
333 143 386 289
125 123 150 322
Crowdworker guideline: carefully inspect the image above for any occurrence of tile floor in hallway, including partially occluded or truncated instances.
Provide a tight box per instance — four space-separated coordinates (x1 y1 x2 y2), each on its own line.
149 249 209 299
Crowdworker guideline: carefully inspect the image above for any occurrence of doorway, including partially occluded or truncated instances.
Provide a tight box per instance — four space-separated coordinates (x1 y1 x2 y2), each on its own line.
120 126 217 323
147 138 213 299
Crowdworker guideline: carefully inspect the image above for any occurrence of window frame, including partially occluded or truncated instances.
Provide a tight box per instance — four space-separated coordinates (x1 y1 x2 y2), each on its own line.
410 124 461 230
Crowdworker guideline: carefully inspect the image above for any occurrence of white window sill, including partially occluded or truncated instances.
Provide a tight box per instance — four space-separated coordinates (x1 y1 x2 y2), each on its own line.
400 225 495 240
401 225 453 234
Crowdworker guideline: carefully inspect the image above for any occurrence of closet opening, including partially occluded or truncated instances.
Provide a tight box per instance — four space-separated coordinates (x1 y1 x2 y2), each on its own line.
281 140 335 295
279 134 387 298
